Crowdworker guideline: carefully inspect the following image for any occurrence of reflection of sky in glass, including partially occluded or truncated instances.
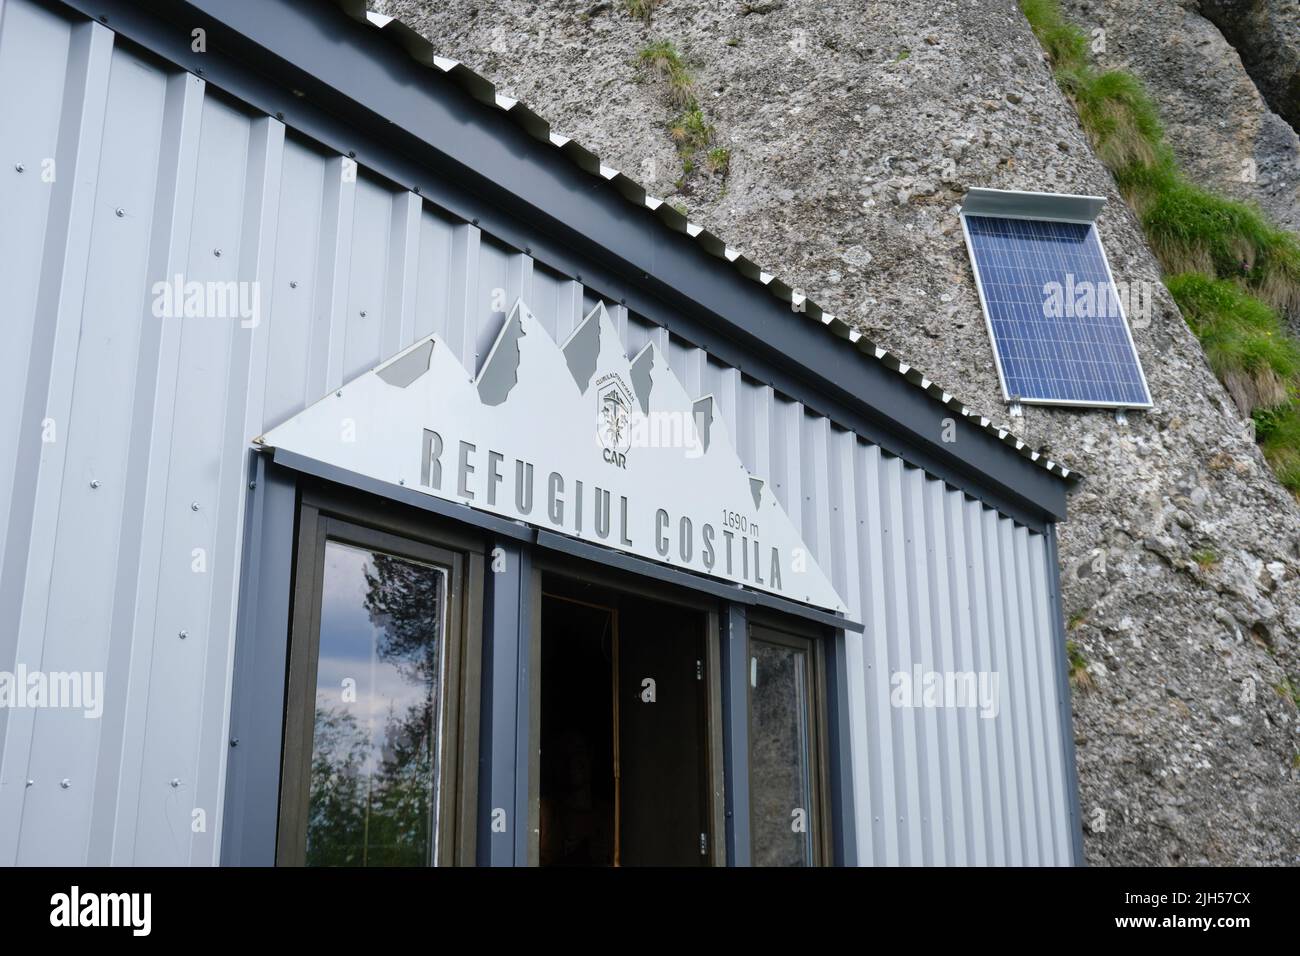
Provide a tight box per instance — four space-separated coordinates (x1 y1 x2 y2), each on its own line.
307 540 445 866
318 543 421 775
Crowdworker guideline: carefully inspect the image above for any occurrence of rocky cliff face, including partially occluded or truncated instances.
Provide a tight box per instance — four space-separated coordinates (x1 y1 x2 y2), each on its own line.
380 0 1300 864
1199 0 1300 134
1066 0 1300 256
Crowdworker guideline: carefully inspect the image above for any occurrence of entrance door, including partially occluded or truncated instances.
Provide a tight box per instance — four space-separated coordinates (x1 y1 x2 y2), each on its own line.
538 579 710 866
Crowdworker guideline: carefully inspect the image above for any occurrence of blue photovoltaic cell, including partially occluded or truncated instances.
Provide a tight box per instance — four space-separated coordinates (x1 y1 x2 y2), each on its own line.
965 215 1150 406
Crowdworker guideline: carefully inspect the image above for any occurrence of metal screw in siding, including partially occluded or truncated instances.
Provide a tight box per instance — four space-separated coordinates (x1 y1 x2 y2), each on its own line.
178 630 188 640
170 779 180 789
191 501 199 511
90 479 101 489
60 779 71 790
14 162 24 173
289 280 298 288
213 248 222 257
25 779 33 788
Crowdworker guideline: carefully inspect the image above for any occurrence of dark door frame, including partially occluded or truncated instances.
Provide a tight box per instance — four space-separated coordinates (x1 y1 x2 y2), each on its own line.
223 459 855 867
255 478 485 866
745 614 834 866
527 552 726 866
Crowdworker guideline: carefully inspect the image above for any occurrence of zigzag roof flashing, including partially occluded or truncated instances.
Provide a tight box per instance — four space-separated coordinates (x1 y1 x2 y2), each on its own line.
339 1 1078 483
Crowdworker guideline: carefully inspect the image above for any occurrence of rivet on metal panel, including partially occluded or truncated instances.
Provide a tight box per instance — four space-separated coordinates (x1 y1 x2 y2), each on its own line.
190 501 200 511
90 479 101 489
348 150 356 159
360 310 367 318
471 218 479 226
170 779 181 789
213 248 222 257
398 478 405 486
114 208 124 218
413 185 421 194
196 68 204 77
336 390 342 398
14 163 23 173
178 630 188 640
248 481 256 490
25 780 33 788
275 112 284 121
230 738 239 748
60 779 71 789
289 280 298 288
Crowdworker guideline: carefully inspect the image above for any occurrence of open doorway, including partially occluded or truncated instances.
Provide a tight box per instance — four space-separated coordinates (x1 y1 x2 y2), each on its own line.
538 594 616 865
538 577 711 866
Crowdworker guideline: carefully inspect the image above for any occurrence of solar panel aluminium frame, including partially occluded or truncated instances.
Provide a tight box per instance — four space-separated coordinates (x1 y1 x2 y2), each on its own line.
960 206 1154 410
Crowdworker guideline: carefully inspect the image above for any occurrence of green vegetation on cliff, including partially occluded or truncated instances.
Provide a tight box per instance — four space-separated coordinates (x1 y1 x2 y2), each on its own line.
1020 0 1300 493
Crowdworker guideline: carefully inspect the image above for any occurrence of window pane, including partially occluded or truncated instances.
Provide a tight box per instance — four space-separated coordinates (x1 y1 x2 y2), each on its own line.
750 639 814 866
306 540 447 866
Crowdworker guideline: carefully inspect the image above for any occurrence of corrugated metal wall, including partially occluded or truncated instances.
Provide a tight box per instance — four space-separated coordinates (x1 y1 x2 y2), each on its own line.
0 0 1074 865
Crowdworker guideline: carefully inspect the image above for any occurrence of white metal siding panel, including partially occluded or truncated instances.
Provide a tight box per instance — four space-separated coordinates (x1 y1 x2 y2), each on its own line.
901 467 945 864
963 498 1008 864
879 457 924 861
0 13 114 865
0 0 1076 865
924 479 966 865
0 0 71 578
16 24 159 865
941 488 986 864
471 237 509 373
341 175 393 384
1030 531 1073 863
412 204 453 344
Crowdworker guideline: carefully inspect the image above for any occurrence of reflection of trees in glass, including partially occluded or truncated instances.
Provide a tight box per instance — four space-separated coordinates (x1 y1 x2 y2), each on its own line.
305 550 445 867
364 553 443 686
306 705 369 866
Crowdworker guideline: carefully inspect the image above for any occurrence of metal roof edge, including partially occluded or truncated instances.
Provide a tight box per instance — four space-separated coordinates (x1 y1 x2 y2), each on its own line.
325 4 1081 487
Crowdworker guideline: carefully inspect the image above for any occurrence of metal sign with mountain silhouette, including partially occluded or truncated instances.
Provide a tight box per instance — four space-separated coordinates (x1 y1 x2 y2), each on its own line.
259 299 849 615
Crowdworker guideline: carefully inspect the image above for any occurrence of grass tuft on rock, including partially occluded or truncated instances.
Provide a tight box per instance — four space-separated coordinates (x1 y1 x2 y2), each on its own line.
624 0 661 24
638 41 695 107
638 42 728 185
1166 274 1299 412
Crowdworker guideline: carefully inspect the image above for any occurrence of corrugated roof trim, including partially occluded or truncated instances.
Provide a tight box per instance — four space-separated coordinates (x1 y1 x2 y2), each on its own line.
341 2 1078 483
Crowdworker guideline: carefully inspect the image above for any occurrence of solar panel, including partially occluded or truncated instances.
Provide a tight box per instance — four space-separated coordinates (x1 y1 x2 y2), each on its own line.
963 213 1151 407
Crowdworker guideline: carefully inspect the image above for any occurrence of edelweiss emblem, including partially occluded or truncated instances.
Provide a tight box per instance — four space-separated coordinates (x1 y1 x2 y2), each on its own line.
597 378 632 468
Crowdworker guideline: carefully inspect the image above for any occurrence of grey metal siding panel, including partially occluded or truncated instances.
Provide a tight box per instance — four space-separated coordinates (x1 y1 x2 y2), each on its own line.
0 0 1076 865
964 497 1008 864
